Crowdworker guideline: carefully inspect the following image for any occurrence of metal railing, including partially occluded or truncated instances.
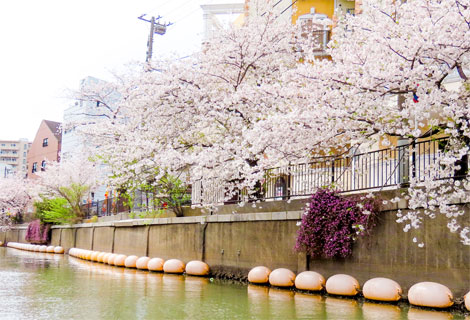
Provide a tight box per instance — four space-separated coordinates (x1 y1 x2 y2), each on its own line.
192 137 467 205
82 138 467 212
82 190 192 219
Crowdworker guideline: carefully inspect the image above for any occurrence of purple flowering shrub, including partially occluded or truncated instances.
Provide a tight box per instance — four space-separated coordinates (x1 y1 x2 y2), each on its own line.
294 188 377 258
25 219 50 244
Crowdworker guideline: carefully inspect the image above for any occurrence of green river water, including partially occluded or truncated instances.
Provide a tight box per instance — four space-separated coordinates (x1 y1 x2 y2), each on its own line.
0 247 467 320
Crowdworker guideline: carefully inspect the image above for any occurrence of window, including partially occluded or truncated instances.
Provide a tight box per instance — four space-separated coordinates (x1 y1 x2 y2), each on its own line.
11 143 16 147
42 138 48 147
23 152 26 157
24 144 27 149
1 144 4 147
23 159 26 164
32 162 37 173
41 160 46 171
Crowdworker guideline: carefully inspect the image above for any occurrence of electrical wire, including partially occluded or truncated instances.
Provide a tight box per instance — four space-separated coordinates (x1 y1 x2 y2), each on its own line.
161 0 195 17
280 0 299 16
171 5 203 25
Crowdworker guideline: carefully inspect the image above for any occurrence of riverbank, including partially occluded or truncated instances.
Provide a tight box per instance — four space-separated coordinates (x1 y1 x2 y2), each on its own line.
2 190 470 298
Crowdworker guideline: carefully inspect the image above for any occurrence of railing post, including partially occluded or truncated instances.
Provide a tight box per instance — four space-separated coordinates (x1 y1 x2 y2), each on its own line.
287 165 292 200
411 140 416 179
331 160 335 185
398 138 410 185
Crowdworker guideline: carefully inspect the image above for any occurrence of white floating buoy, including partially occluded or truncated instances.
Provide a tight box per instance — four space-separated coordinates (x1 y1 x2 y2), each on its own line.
163 259 185 274
363 277 402 302
269 268 296 287
86 251 93 261
325 274 360 296
54 246 64 254
248 266 271 284
91 251 100 261
114 254 127 267
465 291 470 311
107 253 118 265
136 257 151 270
185 260 209 276
408 282 453 308
295 271 325 291
124 255 138 268
147 258 165 272
102 253 112 264
97 252 106 262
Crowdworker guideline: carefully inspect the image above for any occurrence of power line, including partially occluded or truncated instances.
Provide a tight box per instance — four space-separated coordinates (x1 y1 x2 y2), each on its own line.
161 0 195 18
171 6 202 25
280 0 299 16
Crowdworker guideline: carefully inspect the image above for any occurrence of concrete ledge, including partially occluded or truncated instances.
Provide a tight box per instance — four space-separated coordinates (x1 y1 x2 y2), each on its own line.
72 223 93 228
50 211 303 230
286 211 302 220
114 220 134 227
217 215 232 222
272 212 287 220
206 215 218 223
256 212 272 221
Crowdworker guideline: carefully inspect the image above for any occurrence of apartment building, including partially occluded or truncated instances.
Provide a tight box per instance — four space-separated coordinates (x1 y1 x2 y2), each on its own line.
62 76 117 201
0 139 31 177
27 120 62 179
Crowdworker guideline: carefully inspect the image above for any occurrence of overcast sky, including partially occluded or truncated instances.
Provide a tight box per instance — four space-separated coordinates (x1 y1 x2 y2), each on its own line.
0 0 242 141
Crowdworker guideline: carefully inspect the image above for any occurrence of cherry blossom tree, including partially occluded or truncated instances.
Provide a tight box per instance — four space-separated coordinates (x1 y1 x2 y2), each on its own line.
0 175 31 230
263 0 470 244
33 156 100 221
77 2 314 203
77 0 470 244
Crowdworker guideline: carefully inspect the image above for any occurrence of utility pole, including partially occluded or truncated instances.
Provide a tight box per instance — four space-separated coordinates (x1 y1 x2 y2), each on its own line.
138 14 172 62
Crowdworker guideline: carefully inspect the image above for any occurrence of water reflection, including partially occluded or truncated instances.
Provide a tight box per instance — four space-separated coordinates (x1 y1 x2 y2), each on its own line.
408 307 454 320
294 292 324 319
247 284 270 317
325 296 361 319
362 302 402 320
0 248 467 320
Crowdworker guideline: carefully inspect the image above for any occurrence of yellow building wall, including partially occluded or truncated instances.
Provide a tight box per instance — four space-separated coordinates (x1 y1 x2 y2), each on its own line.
292 0 355 23
292 0 335 23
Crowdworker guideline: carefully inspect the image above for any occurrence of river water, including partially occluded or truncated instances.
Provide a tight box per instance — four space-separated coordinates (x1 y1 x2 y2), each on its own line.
0 247 467 320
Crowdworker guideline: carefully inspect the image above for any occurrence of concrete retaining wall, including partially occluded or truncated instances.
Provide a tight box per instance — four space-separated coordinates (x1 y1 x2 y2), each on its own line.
92 227 114 253
1 227 28 244
3 192 470 296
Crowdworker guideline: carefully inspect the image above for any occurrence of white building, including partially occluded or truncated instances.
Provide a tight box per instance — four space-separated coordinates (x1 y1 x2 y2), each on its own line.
62 76 117 202
0 139 31 177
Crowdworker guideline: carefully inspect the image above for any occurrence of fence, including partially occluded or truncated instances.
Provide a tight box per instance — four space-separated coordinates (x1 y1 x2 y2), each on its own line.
82 189 192 219
82 138 466 213
192 137 467 205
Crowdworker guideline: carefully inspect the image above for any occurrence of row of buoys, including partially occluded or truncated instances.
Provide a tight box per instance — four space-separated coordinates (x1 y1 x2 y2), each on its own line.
67 248 210 276
248 266 469 310
6 242 64 254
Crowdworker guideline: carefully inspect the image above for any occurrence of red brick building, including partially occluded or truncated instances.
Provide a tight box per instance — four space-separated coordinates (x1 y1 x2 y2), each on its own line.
27 120 61 179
